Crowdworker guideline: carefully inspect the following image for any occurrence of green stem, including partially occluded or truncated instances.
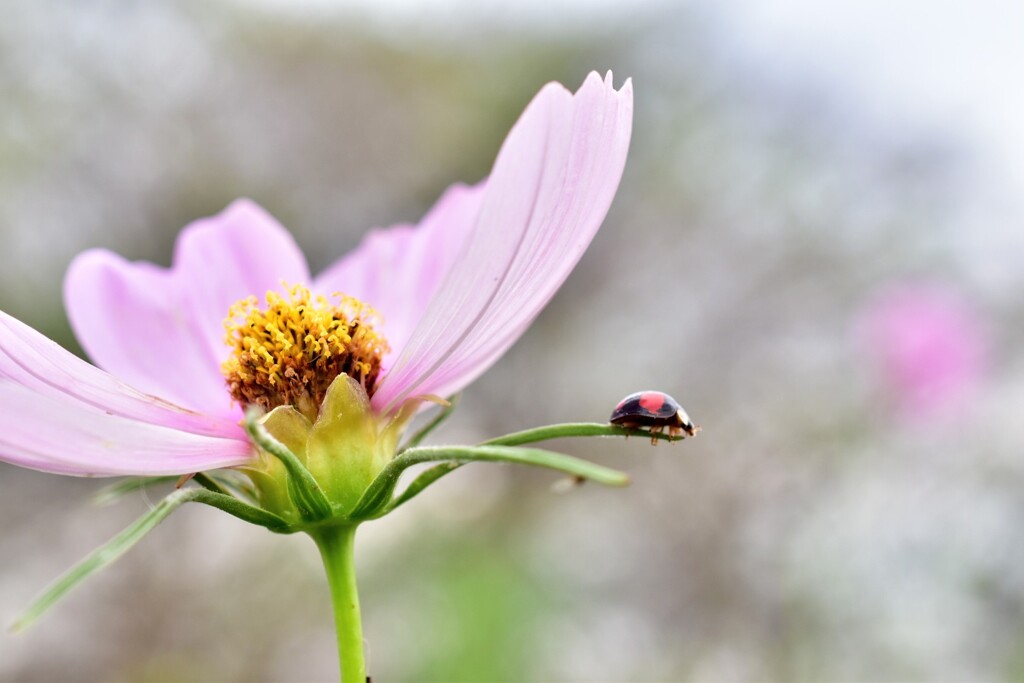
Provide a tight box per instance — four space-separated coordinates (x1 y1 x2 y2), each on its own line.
482 421 686 447
312 524 366 683
398 393 459 453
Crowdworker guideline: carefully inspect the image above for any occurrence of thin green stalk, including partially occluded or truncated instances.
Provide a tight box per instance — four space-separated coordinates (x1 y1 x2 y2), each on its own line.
398 394 459 453
311 524 366 683
482 421 686 446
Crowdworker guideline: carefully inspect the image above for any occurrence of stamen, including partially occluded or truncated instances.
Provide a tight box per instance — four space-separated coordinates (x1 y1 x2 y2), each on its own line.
222 284 389 419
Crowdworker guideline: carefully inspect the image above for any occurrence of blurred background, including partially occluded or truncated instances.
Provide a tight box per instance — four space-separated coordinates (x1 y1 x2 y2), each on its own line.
2 1 1023 680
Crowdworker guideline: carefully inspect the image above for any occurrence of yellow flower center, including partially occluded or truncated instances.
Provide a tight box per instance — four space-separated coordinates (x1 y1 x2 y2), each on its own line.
221 284 389 420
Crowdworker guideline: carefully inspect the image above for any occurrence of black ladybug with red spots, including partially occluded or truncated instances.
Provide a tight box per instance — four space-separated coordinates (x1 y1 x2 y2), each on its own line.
609 391 699 443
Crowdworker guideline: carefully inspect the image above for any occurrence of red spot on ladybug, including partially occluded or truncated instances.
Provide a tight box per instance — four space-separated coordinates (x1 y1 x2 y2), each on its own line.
609 391 699 444
638 392 666 413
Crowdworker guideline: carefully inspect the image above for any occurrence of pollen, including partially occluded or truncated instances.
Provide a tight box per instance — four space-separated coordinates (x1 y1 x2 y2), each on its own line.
221 284 389 419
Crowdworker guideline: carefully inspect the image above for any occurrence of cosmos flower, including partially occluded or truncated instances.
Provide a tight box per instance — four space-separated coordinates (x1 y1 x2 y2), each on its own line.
0 71 633 481
858 282 989 420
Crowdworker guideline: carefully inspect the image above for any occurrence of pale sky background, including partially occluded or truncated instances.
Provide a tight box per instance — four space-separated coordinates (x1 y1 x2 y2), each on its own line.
243 0 1024 293
704 0 1024 290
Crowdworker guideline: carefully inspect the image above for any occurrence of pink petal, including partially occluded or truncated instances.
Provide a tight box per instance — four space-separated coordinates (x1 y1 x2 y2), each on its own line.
65 200 310 417
371 72 633 412
313 183 485 363
0 382 252 476
0 310 243 439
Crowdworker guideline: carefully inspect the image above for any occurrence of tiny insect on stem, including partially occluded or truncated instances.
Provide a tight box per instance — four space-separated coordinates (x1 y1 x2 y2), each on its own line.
609 390 699 444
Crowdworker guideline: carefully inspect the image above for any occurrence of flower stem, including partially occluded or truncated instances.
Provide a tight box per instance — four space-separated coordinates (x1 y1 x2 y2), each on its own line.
312 524 366 683
482 421 688 447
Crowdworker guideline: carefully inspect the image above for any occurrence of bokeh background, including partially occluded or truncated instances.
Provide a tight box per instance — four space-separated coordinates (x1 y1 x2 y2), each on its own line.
3 1 1023 680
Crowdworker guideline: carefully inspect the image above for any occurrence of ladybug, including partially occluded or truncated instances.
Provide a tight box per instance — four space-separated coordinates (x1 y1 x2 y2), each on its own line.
609 391 698 444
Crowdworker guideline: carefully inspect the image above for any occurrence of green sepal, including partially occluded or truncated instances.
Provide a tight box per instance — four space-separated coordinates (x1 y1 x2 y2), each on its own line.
192 472 236 497
193 488 291 532
242 406 313 522
10 486 289 633
349 444 629 520
245 407 333 522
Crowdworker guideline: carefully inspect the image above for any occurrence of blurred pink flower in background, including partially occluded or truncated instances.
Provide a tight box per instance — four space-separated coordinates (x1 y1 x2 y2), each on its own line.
858 282 990 421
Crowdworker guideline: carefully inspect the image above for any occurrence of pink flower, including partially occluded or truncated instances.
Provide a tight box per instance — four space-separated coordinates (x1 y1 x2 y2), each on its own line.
858 282 989 420
0 72 633 477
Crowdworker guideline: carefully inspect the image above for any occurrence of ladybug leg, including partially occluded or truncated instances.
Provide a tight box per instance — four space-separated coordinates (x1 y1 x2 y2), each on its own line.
668 425 682 442
649 424 664 446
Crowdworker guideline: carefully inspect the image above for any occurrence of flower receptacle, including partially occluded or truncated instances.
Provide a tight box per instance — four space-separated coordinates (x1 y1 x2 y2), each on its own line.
305 375 397 515
248 374 399 523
